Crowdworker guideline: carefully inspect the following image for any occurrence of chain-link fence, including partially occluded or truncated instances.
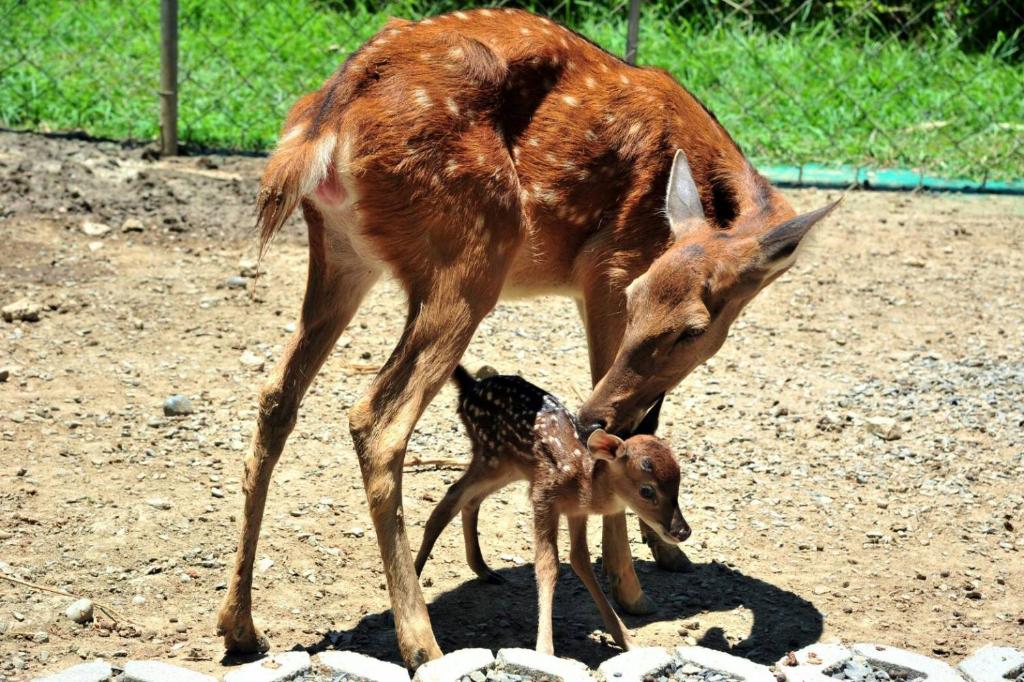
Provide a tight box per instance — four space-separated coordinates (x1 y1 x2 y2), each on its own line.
2 0 1022 187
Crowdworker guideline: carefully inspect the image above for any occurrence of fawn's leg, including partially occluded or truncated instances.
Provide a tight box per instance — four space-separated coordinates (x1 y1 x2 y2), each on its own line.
533 507 560 655
568 516 635 650
461 465 519 583
218 202 380 654
577 291 655 615
415 455 512 580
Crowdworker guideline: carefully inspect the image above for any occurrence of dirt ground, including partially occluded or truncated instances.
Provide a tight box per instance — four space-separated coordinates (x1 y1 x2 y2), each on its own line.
0 130 1021 680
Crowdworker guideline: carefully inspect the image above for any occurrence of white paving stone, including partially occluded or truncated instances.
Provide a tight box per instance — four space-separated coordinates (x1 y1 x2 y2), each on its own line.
958 646 1024 682
123 660 217 682
598 648 673 682
675 646 776 682
222 651 311 682
495 648 595 682
33 660 112 682
851 644 961 682
318 650 411 682
413 649 494 682
776 642 853 682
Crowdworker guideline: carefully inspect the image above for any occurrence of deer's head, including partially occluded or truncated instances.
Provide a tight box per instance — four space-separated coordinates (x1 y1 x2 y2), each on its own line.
579 151 839 436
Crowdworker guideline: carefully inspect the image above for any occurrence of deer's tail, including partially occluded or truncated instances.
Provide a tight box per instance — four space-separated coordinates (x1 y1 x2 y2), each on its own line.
451 364 477 398
255 128 341 257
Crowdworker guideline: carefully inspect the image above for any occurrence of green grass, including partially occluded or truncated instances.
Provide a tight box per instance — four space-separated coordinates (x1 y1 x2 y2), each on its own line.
1 1 1021 180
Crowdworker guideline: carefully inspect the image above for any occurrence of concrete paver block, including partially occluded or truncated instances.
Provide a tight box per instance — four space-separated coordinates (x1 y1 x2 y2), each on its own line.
776 642 853 682
495 648 595 682
597 648 673 682
675 646 776 682
33 660 112 682
123 660 217 682
958 646 1024 682
851 643 961 682
413 649 494 682
318 650 411 682
222 651 312 682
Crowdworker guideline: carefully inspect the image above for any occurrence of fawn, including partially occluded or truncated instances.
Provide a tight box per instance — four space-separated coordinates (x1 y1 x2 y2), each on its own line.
415 366 690 655
218 7 839 667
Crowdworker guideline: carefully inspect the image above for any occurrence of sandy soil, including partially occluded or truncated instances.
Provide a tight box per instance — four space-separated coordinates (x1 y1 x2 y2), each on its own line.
0 131 1021 679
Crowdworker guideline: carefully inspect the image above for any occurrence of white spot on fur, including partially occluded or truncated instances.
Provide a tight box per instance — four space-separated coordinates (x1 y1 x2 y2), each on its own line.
475 214 485 231
448 46 464 59
454 11 469 20
480 9 493 16
585 76 597 90
562 95 578 106
413 88 431 108
620 74 630 85
520 27 531 35
420 17 433 24
446 97 459 116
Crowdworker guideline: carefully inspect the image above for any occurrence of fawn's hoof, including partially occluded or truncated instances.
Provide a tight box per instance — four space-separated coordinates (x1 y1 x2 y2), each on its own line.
650 541 694 573
615 590 656 615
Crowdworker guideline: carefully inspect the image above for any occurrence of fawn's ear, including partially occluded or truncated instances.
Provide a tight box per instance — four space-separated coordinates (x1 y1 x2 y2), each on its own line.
756 199 841 275
587 428 625 462
665 149 705 239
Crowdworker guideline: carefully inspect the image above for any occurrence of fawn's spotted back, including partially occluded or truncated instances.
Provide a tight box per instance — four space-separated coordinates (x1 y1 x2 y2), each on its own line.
453 366 586 467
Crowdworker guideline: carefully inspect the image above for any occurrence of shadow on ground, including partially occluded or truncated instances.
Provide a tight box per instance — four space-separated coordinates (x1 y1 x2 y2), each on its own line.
302 560 822 668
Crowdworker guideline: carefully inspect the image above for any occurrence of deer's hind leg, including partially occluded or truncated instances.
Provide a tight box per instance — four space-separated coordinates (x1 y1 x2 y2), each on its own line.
218 201 380 654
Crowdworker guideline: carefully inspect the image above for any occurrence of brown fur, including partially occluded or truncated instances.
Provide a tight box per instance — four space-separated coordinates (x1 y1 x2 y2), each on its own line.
219 8 839 669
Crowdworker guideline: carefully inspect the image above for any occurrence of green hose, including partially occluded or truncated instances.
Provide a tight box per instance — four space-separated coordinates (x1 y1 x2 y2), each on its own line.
758 163 1024 195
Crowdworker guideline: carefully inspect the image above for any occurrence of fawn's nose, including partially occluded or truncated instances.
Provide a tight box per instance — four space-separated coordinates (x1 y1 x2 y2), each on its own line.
670 512 691 542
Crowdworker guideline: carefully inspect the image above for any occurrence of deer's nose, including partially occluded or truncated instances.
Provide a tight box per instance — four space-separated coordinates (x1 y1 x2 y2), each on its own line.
670 512 691 542
580 419 607 439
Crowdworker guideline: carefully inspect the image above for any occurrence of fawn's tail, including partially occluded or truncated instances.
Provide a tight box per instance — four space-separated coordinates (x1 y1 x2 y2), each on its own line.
451 365 477 397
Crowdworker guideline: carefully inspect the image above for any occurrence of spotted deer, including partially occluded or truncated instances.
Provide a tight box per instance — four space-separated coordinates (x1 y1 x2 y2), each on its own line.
217 7 838 668
415 366 689 654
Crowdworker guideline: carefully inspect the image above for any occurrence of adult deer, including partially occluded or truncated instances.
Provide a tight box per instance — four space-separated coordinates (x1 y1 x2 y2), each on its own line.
217 7 838 668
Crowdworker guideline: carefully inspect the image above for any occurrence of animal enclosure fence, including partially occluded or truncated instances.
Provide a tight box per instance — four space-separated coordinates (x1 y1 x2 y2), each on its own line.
1 0 1022 189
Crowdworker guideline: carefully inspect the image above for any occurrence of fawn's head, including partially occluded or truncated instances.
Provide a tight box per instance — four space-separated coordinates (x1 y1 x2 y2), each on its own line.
587 429 689 544
580 151 839 436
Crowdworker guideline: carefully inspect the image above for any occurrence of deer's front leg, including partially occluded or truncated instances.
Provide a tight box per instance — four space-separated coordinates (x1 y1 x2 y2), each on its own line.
532 508 560 656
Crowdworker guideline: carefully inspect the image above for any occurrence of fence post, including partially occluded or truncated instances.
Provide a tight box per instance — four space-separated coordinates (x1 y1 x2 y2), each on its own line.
160 0 178 156
625 0 641 64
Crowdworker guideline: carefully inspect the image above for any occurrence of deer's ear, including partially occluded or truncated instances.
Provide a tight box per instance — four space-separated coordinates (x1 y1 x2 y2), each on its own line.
665 149 705 238
758 200 840 274
587 428 625 462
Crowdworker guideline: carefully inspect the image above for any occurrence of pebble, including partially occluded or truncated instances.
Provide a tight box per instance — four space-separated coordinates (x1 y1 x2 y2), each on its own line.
240 350 265 370
65 598 94 624
865 416 902 441
0 367 9 382
121 218 145 232
81 220 112 237
147 498 172 510
226 276 249 289
2 298 43 322
163 394 194 416
239 258 260 277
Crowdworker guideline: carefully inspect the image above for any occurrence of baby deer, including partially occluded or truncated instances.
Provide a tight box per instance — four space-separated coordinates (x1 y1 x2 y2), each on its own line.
415 366 690 654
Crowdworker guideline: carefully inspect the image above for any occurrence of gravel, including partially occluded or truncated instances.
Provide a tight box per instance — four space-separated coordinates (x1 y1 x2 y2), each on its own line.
828 657 923 682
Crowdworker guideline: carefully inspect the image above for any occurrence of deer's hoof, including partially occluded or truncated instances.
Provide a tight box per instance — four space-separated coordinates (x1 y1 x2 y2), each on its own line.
616 591 656 616
217 615 270 655
651 543 694 573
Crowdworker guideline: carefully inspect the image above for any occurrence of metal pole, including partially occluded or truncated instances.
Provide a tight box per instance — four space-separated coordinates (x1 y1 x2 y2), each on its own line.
625 0 641 65
160 0 178 156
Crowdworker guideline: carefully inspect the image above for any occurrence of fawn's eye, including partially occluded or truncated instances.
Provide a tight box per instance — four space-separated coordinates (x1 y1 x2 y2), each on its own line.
639 485 656 500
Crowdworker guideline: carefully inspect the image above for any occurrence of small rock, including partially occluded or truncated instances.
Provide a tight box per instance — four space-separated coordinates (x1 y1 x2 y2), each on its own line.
226 276 249 290
240 350 265 371
3 298 43 323
211 488 224 498
0 367 9 382
81 220 112 237
66 598 94 624
256 558 274 573
347 526 365 538
865 416 902 441
121 218 145 232
163 395 194 416
147 498 172 510
239 258 260 278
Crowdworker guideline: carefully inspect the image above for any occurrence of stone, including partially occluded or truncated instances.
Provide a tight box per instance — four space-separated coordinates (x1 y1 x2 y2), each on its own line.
123 660 217 682
162 395 194 416
239 258 261 278
598 647 673 682
33 659 112 682
227 276 249 289
3 298 43 322
851 644 960 682
65 598 94 624
317 650 410 682
414 649 494 682
121 218 145 232
146 498 172 510
223 651 311 682
240 350 266 371
81 220 112 237
958 646 1024 682
0 367 9 382
864 417 901 441
495 648 594 682
776 642 852 682
674 647 775 682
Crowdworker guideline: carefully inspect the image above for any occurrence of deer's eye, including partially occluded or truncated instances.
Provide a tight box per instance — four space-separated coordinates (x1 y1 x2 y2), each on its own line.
639 485 656 500
675 327 706 345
